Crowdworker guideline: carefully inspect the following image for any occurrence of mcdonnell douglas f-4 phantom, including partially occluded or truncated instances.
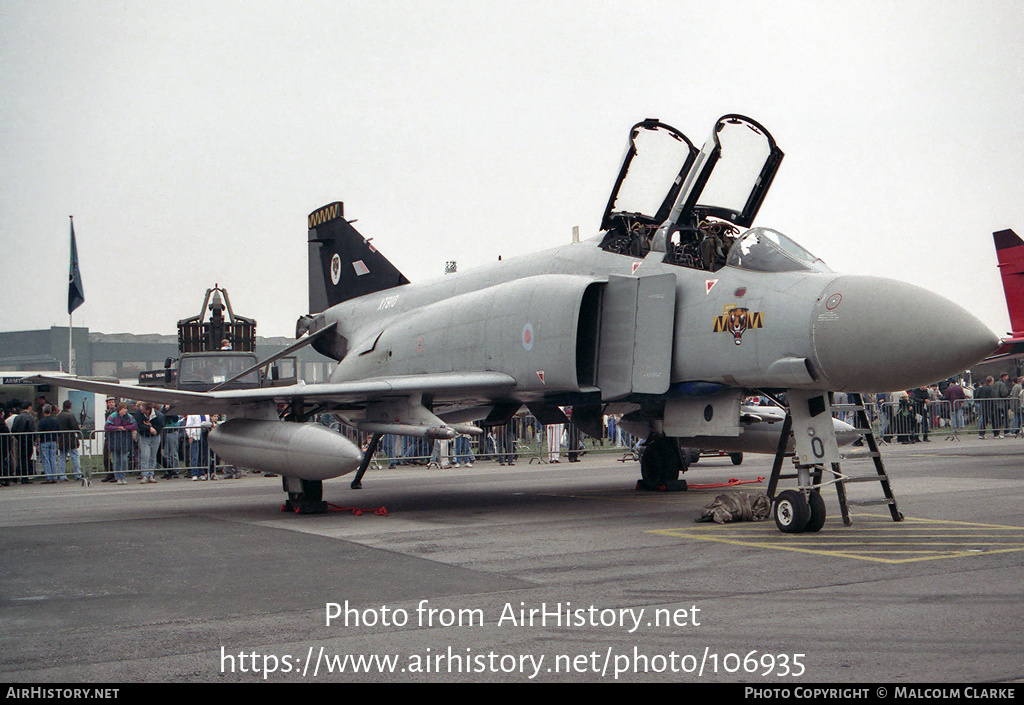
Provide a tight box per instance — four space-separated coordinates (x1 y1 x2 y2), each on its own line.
33 114 999 528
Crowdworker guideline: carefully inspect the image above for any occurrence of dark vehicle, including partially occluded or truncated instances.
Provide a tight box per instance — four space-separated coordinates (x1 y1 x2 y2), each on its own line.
138 285 295 391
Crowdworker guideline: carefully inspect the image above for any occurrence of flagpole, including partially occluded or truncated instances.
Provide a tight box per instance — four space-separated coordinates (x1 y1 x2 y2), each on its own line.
67 215 85 375
68 216 73 374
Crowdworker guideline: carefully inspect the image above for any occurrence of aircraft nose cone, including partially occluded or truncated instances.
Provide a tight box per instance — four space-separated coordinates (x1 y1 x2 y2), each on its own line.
811 275 1000 392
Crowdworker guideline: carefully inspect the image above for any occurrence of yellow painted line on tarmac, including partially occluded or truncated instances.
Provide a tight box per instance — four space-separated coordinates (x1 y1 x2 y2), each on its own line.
649 515 1024 564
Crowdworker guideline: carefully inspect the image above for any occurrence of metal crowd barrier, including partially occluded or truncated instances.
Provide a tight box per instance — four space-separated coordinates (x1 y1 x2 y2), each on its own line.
1 418 639 483
0 425 233 483
955 397 1022 438
850 397 1023 442
873 399 953 442
365 416 642 467
15 397 1017 484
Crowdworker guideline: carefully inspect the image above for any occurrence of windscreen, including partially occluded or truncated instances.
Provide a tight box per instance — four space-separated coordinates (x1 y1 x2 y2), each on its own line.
178 354 261 386
726 228 831 273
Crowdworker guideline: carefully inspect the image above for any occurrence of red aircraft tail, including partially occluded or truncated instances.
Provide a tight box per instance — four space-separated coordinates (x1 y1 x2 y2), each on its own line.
994 228 1024 338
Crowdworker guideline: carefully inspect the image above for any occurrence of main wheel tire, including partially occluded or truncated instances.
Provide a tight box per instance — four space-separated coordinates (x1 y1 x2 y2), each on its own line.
674 441 696 474
774 489 811 533
301 479 323 502
640 435 682 484
804 489 826 532
640 444 662 484
730 452 743 465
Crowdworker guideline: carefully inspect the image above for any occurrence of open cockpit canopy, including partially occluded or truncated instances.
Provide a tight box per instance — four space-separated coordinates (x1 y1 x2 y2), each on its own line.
600 119 698 234
599 114 785 272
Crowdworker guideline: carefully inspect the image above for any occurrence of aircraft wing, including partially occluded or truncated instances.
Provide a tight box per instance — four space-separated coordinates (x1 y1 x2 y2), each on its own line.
987 337 1024 360
211 371 518 405
23 371 518 414
22 374 214 409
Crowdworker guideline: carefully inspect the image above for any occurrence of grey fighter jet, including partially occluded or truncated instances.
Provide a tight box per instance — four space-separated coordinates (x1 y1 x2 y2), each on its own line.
31 114 999 523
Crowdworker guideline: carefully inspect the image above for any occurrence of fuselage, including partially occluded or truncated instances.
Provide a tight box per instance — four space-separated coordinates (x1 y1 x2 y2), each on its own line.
320 230 999 407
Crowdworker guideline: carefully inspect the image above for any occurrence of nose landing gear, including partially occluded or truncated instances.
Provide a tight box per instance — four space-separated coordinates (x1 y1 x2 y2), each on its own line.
767 391 902 534
772 488 826 533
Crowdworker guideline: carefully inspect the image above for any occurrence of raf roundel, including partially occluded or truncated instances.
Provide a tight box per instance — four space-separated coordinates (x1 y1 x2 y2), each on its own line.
522 323 534 351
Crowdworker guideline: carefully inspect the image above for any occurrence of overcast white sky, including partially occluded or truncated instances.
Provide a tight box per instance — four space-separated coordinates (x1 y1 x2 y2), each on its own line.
1 1 1022 341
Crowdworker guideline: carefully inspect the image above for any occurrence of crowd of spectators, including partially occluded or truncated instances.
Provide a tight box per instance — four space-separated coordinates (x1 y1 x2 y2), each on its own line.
2 378 1019 485
0 395 228 485
840 374 1024 444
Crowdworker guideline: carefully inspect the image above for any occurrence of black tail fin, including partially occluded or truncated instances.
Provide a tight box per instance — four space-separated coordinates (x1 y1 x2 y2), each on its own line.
307 201 410 313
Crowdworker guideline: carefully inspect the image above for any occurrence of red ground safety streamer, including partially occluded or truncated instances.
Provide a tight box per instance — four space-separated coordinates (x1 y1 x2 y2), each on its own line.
280 504 388 516
686 476 765 490
326 503 388 516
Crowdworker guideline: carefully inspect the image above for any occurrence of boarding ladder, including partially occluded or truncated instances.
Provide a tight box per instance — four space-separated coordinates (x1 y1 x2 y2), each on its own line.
767 392 903 526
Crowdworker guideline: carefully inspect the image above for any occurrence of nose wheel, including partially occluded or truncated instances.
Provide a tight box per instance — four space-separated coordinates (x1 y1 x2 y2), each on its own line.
772 488 826 534
804 488 827 532
773 489 809 533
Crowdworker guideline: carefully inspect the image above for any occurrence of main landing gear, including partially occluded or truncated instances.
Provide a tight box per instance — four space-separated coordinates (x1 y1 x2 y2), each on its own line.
638 433 688 490
280 432 384 515
283 478 328 514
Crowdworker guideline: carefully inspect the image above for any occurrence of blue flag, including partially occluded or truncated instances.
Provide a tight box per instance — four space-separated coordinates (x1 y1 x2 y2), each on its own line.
68 216 84 314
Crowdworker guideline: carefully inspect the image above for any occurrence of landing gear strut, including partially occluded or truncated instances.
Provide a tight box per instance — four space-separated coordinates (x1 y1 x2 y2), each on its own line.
351 432 382 489
767 390 903 533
